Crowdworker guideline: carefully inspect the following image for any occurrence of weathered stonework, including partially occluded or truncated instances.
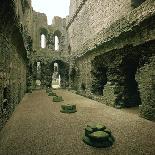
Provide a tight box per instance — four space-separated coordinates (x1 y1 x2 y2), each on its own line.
0 0 155 130
30 13 70 89
0 0 32 130
136 55 155 120
67 0 155 120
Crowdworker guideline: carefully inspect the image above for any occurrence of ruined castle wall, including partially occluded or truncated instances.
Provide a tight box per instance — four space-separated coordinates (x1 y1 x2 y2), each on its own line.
0 0 28 130
15 0 33 36
50 16 69 52
67 0 132 54
32 11 48 50
70 0 155 93
69 0 155 120
0 33 27 130
30 14 70 89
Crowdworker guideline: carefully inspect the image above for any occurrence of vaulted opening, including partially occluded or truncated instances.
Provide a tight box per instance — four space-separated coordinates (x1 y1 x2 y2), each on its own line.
120 55 141 107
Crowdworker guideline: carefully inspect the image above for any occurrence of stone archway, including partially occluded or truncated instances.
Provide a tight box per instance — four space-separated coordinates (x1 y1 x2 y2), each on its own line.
54 60 69 88
40 60 69 89
119 54 141 107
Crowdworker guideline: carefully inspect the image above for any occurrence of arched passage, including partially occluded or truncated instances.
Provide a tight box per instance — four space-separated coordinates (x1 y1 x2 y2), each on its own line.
40 60 69 89
51 60 69 88
119 54 141 107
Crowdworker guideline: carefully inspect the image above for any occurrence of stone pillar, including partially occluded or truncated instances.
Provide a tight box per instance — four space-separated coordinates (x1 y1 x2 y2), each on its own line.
136 56 155 120
104 67 125 107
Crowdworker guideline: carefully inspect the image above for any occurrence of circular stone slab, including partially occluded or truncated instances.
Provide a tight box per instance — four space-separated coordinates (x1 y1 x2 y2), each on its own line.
83 123 115 148
83 135 113 148
60 104 77 113
87 123 106 132
89 131 109 141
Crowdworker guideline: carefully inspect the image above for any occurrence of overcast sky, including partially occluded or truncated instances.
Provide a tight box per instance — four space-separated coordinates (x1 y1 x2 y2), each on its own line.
32 0 70 25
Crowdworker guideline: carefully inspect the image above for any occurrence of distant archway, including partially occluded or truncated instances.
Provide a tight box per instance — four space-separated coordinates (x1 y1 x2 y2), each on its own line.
50 60 69 89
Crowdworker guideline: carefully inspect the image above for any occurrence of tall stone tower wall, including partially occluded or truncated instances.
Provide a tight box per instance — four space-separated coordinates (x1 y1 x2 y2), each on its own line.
67 0 132 54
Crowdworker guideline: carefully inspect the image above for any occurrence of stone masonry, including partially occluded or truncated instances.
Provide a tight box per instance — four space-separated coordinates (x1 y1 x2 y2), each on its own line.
67 0 155 120
0 0 155 131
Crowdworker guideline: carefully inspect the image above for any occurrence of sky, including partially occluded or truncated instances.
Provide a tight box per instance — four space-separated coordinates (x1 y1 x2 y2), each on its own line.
32 0 70 25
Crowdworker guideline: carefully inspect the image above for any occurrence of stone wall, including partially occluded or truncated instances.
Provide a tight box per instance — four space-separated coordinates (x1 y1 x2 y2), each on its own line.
68 0 155 120
0 0 31 130
30 13 70 89
32 11 48 50
136 55 155 120
0 0 154 129
67 0 155 58
32 12 69 53
67 0 132 54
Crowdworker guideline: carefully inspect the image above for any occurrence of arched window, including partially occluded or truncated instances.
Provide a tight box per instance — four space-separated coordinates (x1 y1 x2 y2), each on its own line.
55 36 59 51
41 34 46 48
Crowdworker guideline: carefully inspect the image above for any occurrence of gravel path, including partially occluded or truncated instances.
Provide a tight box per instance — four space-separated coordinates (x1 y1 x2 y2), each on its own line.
0 89 155 155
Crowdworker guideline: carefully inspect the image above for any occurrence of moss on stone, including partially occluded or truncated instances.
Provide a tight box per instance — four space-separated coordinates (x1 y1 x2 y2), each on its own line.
83 123 115 148
60 104 77 113
89 131 109 141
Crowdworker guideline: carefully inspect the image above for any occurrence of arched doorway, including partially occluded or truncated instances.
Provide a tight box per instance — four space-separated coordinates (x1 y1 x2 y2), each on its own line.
43 60 69 89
